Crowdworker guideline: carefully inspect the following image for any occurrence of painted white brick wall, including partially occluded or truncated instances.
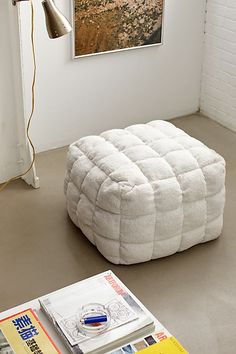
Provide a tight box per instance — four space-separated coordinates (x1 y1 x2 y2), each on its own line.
201 0 236 131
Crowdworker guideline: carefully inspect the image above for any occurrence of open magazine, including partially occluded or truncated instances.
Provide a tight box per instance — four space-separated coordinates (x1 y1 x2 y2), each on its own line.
39 271 154 354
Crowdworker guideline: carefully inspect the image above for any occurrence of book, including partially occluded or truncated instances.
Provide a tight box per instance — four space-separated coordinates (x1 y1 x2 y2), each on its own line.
109 328 188 353
39 270 155 354
136 337 188 353
0 308 60 353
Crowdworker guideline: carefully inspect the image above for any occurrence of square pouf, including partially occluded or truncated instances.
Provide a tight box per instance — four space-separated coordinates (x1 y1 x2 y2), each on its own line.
64 120 225 265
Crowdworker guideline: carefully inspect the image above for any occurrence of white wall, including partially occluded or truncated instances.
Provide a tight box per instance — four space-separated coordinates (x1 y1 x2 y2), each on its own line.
201 0 236 132
19 0 207 153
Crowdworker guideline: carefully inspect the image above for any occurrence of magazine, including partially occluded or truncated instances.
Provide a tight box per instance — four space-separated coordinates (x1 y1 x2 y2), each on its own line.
135 337 188 353
0 308 60 354
108 326 188 353
39 271 154 354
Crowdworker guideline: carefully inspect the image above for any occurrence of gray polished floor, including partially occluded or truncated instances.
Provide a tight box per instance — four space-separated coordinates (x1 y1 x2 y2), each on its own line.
0 114 235 354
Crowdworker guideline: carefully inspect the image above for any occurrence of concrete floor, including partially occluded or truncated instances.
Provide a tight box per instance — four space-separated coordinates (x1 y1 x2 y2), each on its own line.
0 114 235 353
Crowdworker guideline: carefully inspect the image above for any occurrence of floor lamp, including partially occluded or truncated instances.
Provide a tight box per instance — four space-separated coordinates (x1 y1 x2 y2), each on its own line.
0 0 72 192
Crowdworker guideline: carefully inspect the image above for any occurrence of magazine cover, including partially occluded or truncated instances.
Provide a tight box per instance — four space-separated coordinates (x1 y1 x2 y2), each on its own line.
108 330 188 354
0 308 60 354
136 336 188 353
39 271 154 354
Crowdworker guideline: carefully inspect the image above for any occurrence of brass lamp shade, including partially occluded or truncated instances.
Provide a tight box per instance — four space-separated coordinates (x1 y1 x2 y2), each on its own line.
42 0 72 39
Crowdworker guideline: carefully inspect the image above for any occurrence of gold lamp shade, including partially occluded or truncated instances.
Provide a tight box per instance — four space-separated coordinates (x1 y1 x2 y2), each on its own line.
42 0 72 39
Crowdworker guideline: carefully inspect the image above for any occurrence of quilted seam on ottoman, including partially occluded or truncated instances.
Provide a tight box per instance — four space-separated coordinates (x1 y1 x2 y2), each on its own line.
64 120 226 265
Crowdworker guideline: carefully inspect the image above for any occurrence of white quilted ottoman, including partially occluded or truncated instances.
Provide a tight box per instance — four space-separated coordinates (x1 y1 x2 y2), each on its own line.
64 120 225 265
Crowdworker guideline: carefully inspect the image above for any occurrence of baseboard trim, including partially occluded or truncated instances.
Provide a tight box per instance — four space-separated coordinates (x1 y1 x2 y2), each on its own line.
200 110 236 133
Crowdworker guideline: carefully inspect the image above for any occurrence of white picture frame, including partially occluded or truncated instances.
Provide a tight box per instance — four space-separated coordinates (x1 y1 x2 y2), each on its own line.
71 0 165 59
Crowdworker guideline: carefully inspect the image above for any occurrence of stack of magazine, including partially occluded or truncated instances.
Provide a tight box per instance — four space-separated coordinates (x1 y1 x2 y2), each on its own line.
39 271 155 354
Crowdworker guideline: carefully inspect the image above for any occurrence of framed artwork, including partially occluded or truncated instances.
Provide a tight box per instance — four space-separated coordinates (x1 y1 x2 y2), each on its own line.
73 0 164 58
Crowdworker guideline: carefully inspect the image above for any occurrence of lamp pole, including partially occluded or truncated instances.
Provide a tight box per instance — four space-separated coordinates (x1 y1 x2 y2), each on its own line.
4 0 72 191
